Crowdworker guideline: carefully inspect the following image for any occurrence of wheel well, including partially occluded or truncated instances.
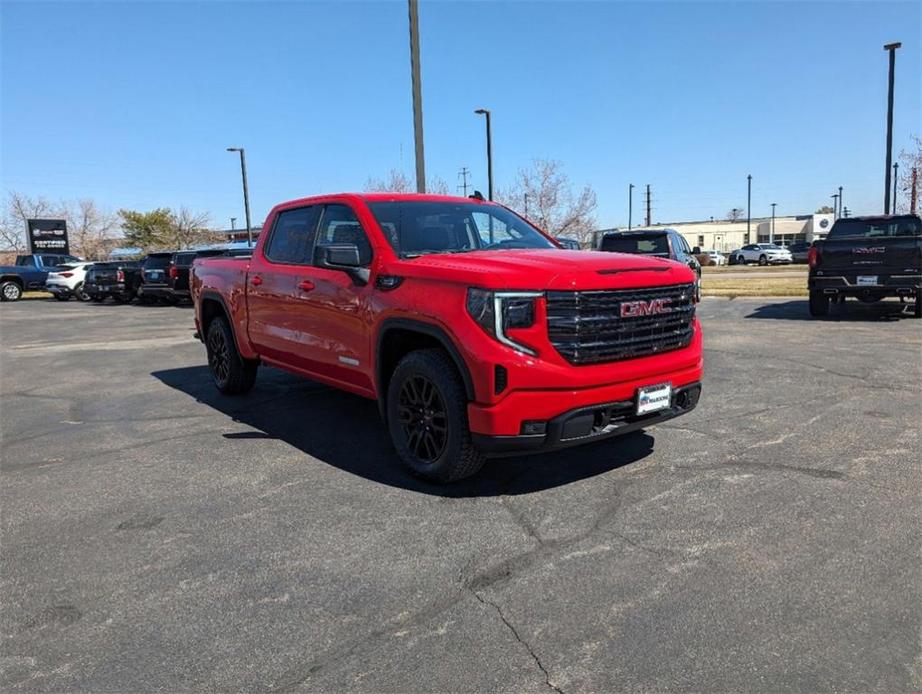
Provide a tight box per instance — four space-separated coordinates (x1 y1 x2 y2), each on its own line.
376 326 475 419
1 276 24 287
200 297 227 336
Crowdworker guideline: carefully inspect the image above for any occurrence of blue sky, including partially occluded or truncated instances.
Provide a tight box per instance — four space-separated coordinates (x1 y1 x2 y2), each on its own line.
2 1 919 229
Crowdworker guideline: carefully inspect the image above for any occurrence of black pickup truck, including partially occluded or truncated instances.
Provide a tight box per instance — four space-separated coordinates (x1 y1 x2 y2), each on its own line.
808 214 921 318
84 261 143 303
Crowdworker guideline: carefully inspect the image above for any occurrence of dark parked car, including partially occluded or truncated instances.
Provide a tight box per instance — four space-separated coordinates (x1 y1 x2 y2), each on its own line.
84 261 142 303
788 241 811 264
555 236 581 250
598 229 701 280
168 249 227 301
138 252 177 304
808 214 921 317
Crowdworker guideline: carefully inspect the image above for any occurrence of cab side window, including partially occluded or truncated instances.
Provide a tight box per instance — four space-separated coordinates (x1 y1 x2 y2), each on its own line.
315 204 373 266
264 206 321 264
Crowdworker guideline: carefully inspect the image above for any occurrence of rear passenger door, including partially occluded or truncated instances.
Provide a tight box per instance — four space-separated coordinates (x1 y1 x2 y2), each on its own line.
246 205 323 369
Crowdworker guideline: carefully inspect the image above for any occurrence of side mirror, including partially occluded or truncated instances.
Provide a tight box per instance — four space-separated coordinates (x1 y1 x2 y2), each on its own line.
315 243 369 285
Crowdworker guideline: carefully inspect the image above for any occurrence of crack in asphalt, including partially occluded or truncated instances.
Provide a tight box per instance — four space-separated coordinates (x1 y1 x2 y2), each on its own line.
471 589 564 694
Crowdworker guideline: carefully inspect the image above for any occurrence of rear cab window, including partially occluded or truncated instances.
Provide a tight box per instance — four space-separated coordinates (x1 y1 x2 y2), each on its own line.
827 218 921 239
600 234 670 257
143 254 173 269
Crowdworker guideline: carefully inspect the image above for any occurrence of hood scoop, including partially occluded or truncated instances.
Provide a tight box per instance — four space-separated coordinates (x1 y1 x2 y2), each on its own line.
597 266 669 275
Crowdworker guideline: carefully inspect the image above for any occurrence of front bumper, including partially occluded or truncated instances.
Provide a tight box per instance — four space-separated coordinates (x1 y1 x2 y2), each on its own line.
472 382 701 456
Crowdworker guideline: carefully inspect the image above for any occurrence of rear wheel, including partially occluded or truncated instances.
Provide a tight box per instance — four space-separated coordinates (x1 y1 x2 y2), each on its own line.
809 290 830 317
914 292 922 318
55 293 70 301
92 295 105 303
1 281 23 302
206 316 258 395
387 349 485 483
75 282 91 301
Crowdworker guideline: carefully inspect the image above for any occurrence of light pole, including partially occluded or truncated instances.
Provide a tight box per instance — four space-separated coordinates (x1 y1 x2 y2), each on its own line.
408 0 426 193
883 42 901 213
832 193 839 220
226 147 253 246
746 174 752 243
838 186 843 219
770 203 776 244
474 109 493 200
628 183 634 230
893 163 899 212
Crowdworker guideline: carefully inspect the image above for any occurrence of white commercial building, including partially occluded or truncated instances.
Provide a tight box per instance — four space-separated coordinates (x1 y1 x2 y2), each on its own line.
595 213 835 253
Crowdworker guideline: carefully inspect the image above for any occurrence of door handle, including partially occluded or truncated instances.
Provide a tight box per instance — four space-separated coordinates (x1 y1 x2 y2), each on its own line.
297 280 315 292
251 275 263 287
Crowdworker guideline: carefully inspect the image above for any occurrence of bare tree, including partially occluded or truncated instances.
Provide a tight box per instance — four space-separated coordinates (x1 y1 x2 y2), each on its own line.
365 169 451 195
0 191 56 252
171 207 218 249
726 208 745 221
497 158 597 244
60 198 118 259
897 135 921 212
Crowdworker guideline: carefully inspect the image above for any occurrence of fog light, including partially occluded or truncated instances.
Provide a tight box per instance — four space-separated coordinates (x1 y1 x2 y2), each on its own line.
520 420 547 436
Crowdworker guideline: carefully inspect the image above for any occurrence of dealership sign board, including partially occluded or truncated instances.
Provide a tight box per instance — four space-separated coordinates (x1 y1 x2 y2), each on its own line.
27 219 69 255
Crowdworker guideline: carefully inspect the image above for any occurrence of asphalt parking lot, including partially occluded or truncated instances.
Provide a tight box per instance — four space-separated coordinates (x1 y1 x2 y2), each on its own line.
2 297 920 692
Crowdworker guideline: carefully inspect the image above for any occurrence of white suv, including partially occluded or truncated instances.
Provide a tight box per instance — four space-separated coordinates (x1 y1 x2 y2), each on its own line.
46 262 95 301
734 243 793 266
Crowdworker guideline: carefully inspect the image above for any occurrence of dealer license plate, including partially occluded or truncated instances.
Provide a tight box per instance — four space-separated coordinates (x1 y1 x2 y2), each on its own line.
636 383 672 416
857 276 878 286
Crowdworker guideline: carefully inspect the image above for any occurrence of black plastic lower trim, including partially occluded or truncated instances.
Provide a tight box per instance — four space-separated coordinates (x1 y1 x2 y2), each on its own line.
472 382 702 457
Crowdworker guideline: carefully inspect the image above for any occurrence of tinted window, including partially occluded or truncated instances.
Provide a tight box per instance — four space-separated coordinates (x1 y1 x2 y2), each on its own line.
173 253 197 266
316 204 372 265
143 254 172 269
600 234 670 256
368 201 553 257
827 217 921 239
265 206 321 264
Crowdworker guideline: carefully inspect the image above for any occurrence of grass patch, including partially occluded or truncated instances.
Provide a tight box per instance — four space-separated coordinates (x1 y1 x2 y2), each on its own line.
701 264 807 274
702 276 807 297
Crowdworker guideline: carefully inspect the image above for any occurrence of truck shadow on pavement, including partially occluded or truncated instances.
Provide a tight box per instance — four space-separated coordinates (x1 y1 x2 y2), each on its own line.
745 299 918 322
152 365 655 498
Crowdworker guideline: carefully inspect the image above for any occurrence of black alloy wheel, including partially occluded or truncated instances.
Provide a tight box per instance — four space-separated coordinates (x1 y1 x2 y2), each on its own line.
208 324 231 386
396 374 449 463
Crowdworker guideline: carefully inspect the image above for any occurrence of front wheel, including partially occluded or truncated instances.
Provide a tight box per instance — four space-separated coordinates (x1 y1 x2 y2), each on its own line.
914 293 922 318
387 349 485 483
758 254 768 266
737 255 746 265
55 293 71 301
1 281 23 302
75 282 91 302
809 290 830 317
206 316 258 395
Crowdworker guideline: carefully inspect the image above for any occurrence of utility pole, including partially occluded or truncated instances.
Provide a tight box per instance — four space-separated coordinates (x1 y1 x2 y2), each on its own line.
911 167 918 215
408 0 426 193
883 42 901 213
457 167 470 196
746 174 752 243
474 109 493 200
628 183 634 230
230 217 236 231
770 203 776 244
838 186 843 219
892 163 899 213
843 207 850 218
645 184 651 227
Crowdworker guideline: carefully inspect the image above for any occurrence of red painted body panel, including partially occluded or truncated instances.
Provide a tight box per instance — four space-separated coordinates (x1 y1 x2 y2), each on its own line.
192 193 703 436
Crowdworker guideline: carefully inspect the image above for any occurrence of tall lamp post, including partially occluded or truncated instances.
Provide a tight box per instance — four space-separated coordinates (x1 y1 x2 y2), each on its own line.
628 183 634 230
226 147 253 246
832 193 839 220
893 163 899 213
838 186 843 219
746 174 752 243
408 0 426 193
474 109 493 200
883 42 901 214
770 203 776 244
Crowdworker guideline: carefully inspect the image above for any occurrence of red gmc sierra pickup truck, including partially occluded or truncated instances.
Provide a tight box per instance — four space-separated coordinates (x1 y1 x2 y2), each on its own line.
192 193 703 482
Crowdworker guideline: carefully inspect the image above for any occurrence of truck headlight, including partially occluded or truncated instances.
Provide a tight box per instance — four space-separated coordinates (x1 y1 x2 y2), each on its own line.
466 288 542 355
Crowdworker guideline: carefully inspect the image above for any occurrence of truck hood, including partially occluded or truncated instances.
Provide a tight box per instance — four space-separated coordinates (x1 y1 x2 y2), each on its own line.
390 249 696 290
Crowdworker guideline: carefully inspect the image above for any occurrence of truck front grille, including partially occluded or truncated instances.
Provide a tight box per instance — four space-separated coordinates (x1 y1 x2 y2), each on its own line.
546 284 696 365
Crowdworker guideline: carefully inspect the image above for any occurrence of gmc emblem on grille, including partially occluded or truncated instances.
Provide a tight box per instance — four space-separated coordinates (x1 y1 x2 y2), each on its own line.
620 298 672 318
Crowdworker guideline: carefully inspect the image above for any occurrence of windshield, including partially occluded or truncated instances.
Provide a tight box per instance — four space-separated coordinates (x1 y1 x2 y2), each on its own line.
367 201 555 257
827 218 921 239
599 234 669 257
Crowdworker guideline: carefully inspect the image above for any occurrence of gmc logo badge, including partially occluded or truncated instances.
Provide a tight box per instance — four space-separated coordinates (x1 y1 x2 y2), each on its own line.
853 247 886 254
620 298 672 318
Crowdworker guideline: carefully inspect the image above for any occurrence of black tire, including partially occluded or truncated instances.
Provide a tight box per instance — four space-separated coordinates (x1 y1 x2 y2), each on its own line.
737 255 746 265
758 254 768 266
206 316 258 395
913 293 922 319
0 281 23 302
92 295 105 303
75 282 91 302
809 290 830 317
387 349 486 483
55 293 71 301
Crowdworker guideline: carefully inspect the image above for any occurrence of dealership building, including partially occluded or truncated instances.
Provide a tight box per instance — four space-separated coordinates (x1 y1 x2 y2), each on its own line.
595 212 835 253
